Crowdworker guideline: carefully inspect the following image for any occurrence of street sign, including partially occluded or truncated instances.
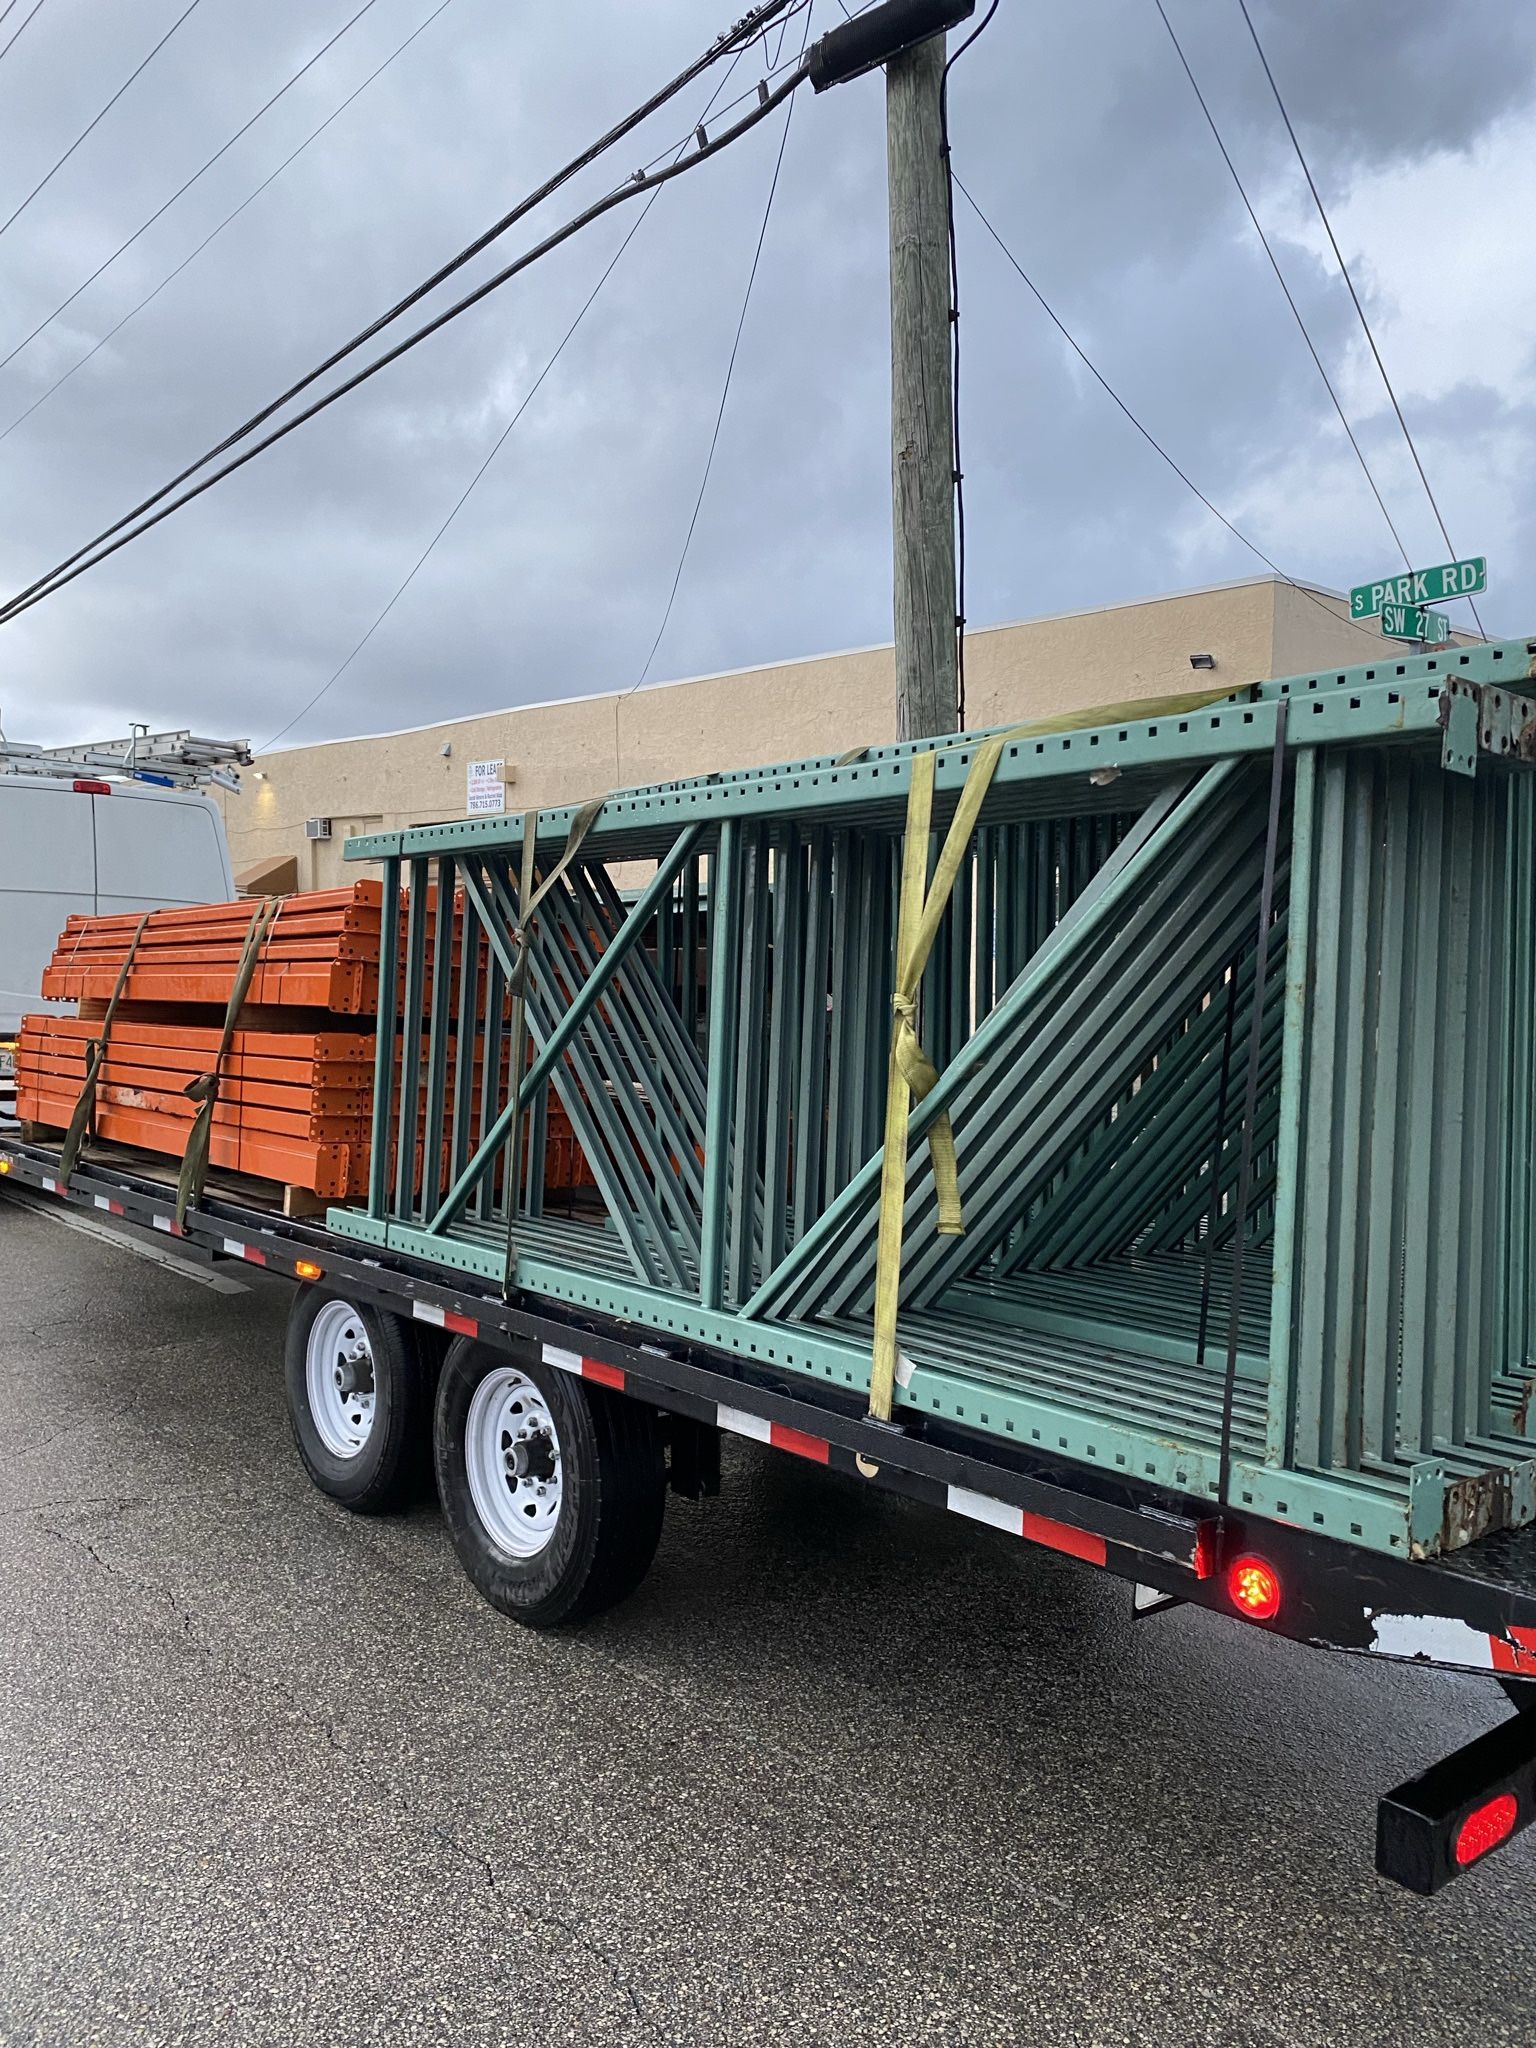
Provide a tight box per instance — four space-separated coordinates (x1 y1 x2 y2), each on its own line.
1381 601 1453 645
1350 557 1486 618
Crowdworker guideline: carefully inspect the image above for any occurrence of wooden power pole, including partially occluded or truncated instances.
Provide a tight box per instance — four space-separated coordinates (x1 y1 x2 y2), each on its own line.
886 31 958 740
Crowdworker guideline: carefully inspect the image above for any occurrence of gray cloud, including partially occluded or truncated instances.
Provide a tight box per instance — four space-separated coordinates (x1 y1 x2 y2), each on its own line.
1 0 1532 754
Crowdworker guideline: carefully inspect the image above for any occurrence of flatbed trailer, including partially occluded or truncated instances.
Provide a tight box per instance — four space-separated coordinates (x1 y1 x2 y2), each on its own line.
5 1129 1535 1896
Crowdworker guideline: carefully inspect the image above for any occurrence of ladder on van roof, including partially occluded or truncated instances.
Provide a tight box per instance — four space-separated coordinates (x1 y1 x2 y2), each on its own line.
0 730 252 792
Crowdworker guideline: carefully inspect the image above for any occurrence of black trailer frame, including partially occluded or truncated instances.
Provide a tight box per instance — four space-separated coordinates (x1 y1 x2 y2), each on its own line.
6 1131 1536 1891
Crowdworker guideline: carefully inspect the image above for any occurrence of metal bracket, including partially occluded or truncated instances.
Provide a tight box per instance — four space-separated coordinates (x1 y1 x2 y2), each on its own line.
1132 1583 1183 1618
1439 680 1480 778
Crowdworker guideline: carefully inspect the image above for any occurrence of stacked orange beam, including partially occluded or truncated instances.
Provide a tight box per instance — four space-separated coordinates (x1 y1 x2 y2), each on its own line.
18 877 596 1203
41 884 382 1014
19 884 383 1200
18 1018 374 1198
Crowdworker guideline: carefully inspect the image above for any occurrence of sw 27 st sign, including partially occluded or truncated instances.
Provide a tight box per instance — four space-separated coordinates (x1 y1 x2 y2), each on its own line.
1350 557 1486 618
1381 601 1452 645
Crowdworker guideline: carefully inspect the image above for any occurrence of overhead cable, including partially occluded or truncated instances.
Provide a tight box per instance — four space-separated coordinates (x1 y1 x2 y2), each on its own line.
0 0 49 68
1153 0 1413 575
954 173 1385 648
939 0 999 727
627 6 811 705
0 0 206 241
0 0 387 377
260 18 778 750
1235 0 1487 637
1 0 457 444
260 208 659 752
0 40 811 624
0 0 801 625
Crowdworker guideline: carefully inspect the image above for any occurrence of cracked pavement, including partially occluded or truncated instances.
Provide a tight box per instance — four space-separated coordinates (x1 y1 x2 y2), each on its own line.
2 1188 1534 2046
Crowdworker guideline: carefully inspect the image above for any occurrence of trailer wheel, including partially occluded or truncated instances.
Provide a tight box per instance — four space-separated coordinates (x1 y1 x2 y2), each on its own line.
435 1338 665 1627
285 1290 429 1513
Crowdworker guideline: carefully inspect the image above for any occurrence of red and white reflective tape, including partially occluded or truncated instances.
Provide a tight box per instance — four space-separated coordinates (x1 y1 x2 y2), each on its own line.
40 1174 62 1195
221 1237 266 1267
542 1343 626 1391
413 1299 479 1339
93 1195 124 1217
947 1484 1108 1565
1368 1611 1536 1675
716 1403 830 1465
151 1214 183 1237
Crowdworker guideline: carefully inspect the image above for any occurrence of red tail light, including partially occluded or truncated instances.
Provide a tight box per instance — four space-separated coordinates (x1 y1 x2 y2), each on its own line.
73 778 112 795
1454 1793 1518 1867
1226 1554 1281 1621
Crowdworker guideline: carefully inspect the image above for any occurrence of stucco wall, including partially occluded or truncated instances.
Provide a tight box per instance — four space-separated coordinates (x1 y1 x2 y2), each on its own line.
221 576 1370 888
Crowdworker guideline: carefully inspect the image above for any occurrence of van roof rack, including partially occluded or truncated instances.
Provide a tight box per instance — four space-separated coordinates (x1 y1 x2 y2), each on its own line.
0 729 252 793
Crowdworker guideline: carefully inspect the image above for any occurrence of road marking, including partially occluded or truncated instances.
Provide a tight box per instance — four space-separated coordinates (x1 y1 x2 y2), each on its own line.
9 1193 250 1294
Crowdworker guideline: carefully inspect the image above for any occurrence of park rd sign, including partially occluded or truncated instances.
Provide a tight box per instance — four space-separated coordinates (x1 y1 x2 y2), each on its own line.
1350 557 1487 619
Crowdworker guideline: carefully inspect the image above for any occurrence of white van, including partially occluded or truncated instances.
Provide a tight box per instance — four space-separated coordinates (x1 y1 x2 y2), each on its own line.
0 775 236 1115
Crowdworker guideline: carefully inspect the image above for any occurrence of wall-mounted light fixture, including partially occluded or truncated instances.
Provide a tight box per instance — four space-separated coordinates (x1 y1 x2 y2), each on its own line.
1189 653 1216 670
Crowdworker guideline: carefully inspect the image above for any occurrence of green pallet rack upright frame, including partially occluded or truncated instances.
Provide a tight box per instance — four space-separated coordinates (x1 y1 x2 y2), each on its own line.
330 639 1536 1563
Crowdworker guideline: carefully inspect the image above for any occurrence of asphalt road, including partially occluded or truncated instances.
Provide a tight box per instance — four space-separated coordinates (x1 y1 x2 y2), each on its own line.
2 1188 1534 2048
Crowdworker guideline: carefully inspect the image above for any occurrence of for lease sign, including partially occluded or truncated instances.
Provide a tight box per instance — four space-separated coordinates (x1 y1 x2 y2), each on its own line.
466 759 505 814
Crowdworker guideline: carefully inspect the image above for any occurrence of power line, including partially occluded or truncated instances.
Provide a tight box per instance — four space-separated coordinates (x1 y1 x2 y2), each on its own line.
1235 0 1487 637
953 173 1386 649
1 0 457 446
260 19 780 751
627 22 806 706
0 0 206 242
0 0 802 627
0 0 48 68
0 42 811 627
0 0 388 379
261 207 662 752
939 0 1000 728
1153 0 1413 575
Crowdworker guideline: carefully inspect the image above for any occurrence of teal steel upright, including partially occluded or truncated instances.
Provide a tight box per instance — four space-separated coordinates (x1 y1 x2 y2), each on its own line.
332 642 1536 1559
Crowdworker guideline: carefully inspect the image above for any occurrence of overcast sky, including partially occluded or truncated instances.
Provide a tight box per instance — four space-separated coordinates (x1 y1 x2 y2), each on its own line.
1 0 1533 753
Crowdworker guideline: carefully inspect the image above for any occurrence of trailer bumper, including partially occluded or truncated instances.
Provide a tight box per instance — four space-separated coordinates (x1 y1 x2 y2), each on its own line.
1377 1698 1536 1893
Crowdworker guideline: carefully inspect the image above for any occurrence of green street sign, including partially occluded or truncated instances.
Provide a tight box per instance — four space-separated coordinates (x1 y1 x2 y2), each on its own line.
1381 600 1453 645
1350 557 1486 618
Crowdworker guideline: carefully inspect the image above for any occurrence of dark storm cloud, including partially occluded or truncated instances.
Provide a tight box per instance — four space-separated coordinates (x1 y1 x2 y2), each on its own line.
0 0 1532 751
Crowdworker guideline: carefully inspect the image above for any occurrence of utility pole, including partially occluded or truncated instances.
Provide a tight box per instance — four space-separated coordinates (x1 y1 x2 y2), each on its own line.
809 0 977 736
886 30 959 739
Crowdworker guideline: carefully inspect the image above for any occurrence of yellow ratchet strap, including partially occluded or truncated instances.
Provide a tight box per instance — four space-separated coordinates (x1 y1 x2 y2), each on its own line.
867 678 1241 1421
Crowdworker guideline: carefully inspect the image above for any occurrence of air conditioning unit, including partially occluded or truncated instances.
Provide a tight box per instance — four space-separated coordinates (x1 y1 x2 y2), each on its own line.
305 816 333 841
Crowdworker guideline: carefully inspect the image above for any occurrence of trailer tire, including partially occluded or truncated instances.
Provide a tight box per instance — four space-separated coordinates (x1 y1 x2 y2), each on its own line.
285 1290 429 1514
435 1337 665 1627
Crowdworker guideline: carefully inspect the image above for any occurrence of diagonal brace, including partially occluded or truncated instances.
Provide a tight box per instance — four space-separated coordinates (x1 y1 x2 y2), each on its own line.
425 825 702 1234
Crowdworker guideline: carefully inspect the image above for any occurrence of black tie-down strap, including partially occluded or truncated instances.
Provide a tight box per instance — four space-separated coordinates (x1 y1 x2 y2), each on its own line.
58 910 153 1183
1215 699 1290 1508
175 895 283 1227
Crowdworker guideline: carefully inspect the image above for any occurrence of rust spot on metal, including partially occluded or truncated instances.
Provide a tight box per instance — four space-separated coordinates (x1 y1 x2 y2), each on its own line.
1442 1469 1511 1551
1513 1375 1536 1439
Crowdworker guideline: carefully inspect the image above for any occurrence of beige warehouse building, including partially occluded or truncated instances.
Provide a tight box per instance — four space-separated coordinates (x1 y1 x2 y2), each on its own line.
221 575 1389 890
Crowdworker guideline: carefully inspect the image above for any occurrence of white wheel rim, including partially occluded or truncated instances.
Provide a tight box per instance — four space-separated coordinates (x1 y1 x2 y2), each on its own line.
464 1366 563 1559
306 1300 377 1459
